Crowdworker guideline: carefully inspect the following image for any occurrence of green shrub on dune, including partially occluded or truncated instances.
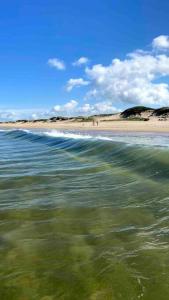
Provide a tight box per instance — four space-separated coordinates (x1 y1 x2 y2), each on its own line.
121 106 153 118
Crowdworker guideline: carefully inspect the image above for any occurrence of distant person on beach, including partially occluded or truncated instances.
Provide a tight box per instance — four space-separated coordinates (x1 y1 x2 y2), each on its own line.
92 118 99 126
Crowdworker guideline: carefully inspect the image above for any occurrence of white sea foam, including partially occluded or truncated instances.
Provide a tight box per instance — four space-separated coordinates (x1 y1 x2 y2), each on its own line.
0 129 10 132
43 130 112 141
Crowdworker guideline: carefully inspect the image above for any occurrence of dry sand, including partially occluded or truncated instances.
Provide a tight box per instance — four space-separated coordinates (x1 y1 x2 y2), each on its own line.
1 118 169 133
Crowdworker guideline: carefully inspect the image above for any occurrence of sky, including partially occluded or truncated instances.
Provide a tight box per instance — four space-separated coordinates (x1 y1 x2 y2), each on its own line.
1 0 169 120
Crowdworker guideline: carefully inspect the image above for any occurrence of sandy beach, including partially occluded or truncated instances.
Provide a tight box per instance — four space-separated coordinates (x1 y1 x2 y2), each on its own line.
1 118 169 133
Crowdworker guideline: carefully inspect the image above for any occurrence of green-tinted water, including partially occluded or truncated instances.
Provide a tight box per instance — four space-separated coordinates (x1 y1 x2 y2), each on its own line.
0 129 169 300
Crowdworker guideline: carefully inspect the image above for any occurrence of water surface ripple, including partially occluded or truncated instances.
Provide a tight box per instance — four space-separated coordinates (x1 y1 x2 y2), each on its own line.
0 129 169 300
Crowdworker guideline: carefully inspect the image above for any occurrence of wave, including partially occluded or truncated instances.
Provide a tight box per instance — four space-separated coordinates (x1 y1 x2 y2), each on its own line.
0 128 169 214
2 128 169 146
0 129 169 148
3 129 169 154
2 129 169 182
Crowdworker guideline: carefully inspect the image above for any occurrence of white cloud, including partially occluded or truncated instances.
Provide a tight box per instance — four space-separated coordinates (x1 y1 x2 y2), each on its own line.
52 100 119 116
64 100 78 110
66 78 90 91
0 111 17 121
53 100 78 114
78 103 91 114
53 105 61 112
0 101 119 121
152 35 169 50
48 58 65 70
73 57 89 66
0 108 46 122
85 51 169 106
77 102 120 115
92 102 120 114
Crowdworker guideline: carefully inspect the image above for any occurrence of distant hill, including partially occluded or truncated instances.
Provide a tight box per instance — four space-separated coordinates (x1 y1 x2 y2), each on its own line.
121 106 169 120
121 106 154 118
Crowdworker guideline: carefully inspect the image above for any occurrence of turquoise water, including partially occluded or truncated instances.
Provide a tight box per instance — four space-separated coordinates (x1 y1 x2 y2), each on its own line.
0 129 169 299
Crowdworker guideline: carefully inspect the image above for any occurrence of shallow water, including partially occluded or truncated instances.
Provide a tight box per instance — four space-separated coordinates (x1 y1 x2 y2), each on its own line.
0 129 169 299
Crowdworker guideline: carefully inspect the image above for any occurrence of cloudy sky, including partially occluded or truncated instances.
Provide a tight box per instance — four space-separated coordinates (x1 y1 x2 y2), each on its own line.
1 0 169 120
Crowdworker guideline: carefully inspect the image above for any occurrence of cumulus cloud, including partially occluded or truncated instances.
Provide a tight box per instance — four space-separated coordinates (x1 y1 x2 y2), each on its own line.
53 100 78 114
77 102 120 115
48 58 66 70
85 51 169 106
0 101 119 121
52 100 119 116
47 36 169 109
66 78 90 91
152 35 169 50
0 111 17 121
64 100 78 110
0 108 46 122
72 57 89 66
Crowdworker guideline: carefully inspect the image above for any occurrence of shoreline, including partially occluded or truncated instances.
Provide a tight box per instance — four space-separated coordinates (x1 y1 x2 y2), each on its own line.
1 120 169 133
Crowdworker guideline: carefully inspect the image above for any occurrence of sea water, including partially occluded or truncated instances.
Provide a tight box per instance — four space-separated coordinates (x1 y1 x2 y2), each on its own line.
0 129 169 299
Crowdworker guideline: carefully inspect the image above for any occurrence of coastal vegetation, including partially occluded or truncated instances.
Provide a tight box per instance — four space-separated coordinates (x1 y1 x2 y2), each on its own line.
121 106 153 118
152 107 169 117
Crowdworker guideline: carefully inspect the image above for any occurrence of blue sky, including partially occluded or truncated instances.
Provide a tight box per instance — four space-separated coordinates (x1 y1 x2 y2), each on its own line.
1 0 169 119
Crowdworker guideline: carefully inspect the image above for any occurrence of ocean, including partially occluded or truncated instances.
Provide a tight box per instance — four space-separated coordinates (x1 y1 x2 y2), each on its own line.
0 129 169 300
